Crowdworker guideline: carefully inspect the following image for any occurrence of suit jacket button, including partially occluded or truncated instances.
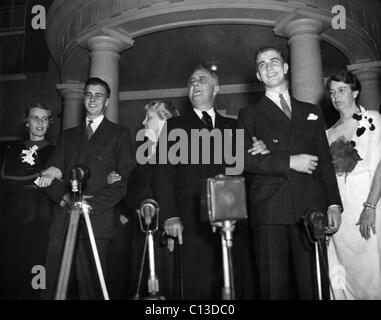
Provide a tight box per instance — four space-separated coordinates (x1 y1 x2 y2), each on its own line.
272 139 278 143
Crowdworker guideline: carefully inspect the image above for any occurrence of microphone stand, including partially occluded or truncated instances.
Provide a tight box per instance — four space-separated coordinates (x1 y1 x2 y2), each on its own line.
214 220 236 300
54 181 109 300
301 210 331 301
136 207 165 300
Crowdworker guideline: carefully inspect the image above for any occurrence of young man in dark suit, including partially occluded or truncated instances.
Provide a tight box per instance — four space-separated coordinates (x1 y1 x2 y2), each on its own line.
237 47 342 299
153 67 261 299
38 77 134 299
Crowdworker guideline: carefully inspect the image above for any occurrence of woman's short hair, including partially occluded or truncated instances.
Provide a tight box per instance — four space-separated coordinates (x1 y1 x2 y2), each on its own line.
145 100 180 120
326 70 361 94
24 102 54 125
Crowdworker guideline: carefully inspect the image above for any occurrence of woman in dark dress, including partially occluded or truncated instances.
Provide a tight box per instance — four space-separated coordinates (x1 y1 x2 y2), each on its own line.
107 100 179 299
0 102 55 299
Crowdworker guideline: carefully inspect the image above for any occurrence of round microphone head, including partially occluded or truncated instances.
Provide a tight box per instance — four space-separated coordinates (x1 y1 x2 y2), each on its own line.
139 199 159 226
72 165 90 182
140 199 159 210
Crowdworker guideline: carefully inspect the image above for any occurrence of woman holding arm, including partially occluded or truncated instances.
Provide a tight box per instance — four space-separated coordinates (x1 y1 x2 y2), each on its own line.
107 100 180 299
0 102 55 299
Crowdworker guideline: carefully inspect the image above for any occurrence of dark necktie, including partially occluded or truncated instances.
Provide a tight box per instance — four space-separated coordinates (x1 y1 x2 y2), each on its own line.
279 93 292 119
87 120 94 140
201 111 213 129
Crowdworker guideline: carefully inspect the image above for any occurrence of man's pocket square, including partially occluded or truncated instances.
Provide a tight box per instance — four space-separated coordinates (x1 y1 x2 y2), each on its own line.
307 113 318 120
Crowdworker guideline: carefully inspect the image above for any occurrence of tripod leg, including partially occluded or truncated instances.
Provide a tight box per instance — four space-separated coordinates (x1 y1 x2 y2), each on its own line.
55 209 81 300
82 204 110 300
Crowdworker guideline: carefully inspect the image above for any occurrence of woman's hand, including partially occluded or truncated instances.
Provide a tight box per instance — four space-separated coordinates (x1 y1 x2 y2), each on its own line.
41 166 63 179
356 208 376 240
107 171 121 184
37 173 56 188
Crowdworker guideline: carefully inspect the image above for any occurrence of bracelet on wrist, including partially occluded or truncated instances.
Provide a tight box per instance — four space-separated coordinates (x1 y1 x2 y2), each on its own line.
363 202 377 210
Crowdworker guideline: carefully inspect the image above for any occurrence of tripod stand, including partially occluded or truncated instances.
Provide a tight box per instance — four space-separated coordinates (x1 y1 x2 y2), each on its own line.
54 181 109 300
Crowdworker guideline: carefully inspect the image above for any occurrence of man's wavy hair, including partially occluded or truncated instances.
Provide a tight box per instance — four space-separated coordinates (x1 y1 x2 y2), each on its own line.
254 46 287 70
189 65 220 87
84 77 111 98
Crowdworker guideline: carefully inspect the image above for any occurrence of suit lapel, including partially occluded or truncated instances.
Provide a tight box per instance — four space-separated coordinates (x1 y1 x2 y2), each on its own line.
77 118 110 161
184 109 208 129
69 124 87 165
257 96 291 135
215 110 229 129
289 98 309 144
87 117 109 145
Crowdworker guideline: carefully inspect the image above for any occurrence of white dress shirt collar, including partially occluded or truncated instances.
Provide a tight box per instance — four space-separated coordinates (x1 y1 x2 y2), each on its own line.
265 89 292 111
193 108 216 127
86 115 104 133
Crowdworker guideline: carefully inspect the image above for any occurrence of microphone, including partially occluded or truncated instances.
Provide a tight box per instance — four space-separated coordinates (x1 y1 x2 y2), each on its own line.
139 199 159 226
301 208 327 242
71 168 78 192
70 165 90 192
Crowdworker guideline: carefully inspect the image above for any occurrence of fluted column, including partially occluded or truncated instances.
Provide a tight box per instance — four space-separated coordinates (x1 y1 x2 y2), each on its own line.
87 29 134 123
275 15 326 105
347 61 381 111
57 81 84 131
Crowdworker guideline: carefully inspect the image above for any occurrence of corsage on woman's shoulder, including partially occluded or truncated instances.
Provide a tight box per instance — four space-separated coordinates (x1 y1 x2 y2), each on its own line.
21 145 39 166
352 106 376 137
330 137 362 178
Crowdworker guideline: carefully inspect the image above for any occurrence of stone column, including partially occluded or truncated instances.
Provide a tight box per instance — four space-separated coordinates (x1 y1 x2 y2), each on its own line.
56 81 84 131
275 15 326 105
86 29 134 123
348 61 381 111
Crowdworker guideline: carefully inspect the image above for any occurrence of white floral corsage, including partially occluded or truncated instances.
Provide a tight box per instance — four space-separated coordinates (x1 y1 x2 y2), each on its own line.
21 145 38 166
352 106 376 137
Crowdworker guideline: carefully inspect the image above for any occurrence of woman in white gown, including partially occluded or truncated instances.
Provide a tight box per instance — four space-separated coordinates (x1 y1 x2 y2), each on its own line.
326 70 381 299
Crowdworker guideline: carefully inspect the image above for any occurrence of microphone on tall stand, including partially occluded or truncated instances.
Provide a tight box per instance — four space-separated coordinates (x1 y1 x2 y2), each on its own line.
135 199 165 300
139 199 159 227
300 208 330 300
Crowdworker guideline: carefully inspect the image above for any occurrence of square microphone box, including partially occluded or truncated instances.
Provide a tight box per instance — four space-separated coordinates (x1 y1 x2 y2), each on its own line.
201 174 248 223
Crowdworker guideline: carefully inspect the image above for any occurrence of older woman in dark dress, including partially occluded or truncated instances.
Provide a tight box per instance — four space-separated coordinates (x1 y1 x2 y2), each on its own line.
106 100 180 299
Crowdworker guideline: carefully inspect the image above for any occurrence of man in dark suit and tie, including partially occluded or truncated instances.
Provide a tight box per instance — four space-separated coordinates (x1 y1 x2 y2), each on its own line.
38 77 134 299
237 46 342 299
153 66 256 299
